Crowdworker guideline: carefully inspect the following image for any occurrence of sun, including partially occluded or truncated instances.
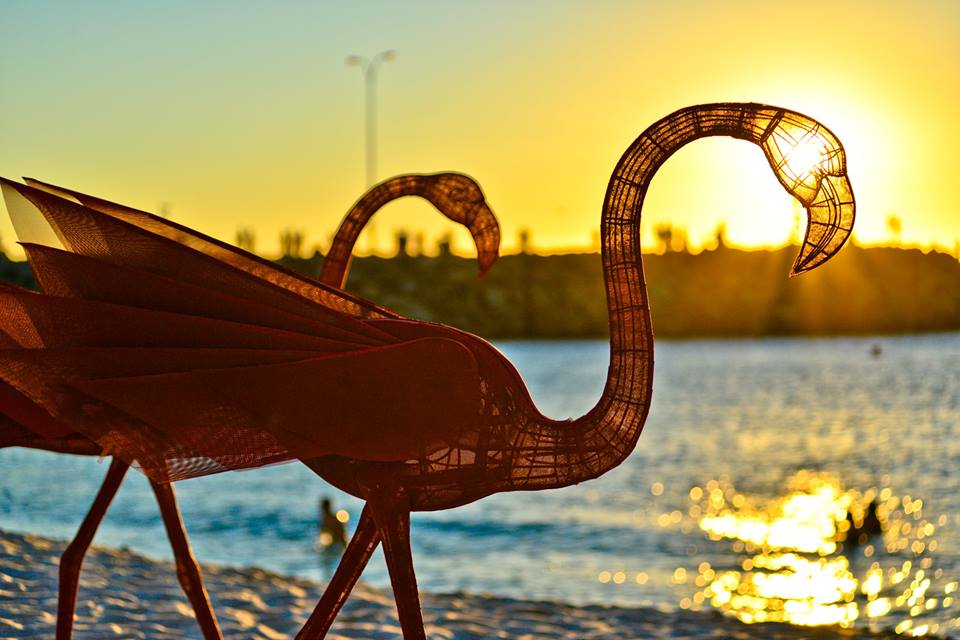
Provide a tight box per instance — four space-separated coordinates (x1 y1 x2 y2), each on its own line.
760 112 847 210
783 137 827 182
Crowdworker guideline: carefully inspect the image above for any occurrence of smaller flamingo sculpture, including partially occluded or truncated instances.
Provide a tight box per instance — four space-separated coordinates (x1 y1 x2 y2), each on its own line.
318 172 500 288
0 172 499 639
0 103 853 640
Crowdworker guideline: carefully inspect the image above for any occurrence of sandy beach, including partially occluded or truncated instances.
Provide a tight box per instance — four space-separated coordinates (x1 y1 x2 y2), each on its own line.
0 528 911 640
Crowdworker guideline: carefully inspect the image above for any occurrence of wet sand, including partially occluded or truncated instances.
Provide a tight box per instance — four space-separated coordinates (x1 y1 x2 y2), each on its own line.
0 529 907 639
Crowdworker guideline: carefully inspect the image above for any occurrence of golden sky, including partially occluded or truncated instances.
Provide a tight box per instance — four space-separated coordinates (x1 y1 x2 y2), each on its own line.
0 1 957 258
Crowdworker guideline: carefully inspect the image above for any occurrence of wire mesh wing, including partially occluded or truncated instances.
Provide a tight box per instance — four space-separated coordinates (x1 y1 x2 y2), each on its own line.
19 177 397 319
0 179 485 481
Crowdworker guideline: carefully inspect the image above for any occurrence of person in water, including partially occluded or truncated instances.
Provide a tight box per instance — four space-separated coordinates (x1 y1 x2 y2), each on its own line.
844 499 884 547
318 497 349 549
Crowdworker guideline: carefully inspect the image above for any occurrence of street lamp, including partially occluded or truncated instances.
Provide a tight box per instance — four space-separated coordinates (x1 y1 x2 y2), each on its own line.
346 50 397 188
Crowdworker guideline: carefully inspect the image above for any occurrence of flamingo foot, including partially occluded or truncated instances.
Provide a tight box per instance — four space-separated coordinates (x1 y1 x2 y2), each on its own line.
57 458 129 640
297 505 380 639
150 480 223 640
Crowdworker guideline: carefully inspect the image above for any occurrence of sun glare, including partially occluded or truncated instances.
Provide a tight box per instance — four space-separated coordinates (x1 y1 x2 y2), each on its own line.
680 472 952 634
783 138 827 183
761 112 846 210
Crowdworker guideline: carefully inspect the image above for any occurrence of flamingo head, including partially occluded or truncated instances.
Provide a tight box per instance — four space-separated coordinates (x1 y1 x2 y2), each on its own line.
758 110 855 276
419 173 500 276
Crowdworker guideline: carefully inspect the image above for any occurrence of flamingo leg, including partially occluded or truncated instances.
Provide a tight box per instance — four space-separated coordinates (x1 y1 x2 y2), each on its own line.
371 497 425 640
57 458 129 640
149 480 223 640
296 505 380 639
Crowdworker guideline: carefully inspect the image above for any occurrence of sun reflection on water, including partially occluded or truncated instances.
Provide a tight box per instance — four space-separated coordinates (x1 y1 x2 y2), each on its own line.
682 471 952 635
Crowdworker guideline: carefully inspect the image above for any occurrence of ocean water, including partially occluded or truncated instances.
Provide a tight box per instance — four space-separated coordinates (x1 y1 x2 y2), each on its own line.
2 333 958 636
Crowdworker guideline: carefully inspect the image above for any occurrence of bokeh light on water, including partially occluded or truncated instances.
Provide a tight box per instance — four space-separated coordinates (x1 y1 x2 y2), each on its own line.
676 471 953 636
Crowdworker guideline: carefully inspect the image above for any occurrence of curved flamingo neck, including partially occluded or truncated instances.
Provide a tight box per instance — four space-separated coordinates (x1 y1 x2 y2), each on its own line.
320 176 424 288
543 104 778 486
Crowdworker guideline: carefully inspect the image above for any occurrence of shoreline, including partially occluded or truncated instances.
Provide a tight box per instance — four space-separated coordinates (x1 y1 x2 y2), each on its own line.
0 528 914 639
4 244 959 340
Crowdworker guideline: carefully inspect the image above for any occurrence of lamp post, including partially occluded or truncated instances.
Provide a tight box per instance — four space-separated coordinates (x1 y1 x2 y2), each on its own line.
346 50 397 188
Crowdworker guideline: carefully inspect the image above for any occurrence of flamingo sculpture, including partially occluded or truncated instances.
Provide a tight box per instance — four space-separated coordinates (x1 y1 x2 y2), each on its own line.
0 172 499 639
0 103 854 640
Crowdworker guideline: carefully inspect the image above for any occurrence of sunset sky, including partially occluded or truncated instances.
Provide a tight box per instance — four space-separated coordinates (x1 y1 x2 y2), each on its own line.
1 1 957 258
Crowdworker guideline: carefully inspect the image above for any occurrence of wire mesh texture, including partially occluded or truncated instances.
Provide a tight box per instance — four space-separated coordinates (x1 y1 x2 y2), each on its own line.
0 103 854 639
0 171 504 483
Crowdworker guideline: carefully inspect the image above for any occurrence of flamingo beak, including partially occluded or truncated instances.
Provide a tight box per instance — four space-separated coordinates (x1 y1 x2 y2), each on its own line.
469 202 501 277
790 173 855 276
